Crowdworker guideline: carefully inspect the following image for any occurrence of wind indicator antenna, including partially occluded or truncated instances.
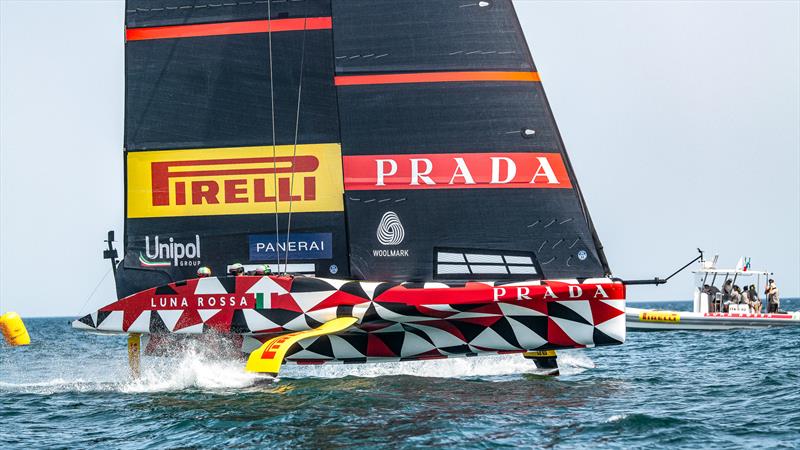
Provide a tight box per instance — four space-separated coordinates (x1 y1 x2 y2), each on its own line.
103 230 119 283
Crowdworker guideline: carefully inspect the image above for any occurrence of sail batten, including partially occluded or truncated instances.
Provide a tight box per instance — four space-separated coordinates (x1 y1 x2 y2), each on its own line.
334 71 540 86
126 17 333 41
125 0 332 28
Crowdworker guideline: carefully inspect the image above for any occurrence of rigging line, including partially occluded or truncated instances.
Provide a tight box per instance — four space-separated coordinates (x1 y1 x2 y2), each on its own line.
266 0 281 271
283 3 309 275
76 267 112 316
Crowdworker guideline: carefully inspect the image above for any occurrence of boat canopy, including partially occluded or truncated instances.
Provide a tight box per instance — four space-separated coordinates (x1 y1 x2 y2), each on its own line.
693 268 769 276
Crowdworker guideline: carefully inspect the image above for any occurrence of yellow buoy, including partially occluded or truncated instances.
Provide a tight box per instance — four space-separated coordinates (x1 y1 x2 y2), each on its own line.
0 312 31 346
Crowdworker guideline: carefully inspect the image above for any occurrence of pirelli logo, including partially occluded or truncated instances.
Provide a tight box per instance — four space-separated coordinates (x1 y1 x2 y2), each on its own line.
127 144 344 218
639 312 681 323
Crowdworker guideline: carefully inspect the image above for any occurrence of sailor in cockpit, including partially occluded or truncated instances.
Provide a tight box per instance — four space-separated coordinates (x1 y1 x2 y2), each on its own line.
229 263 245 276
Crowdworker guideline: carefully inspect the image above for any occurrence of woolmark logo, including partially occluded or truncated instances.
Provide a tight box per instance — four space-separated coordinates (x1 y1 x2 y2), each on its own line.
377 211 405 246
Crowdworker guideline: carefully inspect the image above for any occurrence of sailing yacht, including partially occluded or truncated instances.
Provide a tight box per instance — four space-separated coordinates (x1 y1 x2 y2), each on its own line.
74 0 627 376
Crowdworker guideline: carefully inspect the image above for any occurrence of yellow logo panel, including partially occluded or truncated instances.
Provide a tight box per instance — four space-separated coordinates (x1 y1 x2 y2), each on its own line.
639 311 681 323
127 144 344 218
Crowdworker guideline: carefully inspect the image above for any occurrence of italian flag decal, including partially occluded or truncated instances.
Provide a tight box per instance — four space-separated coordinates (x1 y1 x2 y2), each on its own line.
139 253 170 267
256 293 265 309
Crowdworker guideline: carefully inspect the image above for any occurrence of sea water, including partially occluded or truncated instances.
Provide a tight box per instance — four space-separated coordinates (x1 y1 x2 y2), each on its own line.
1 299 799 449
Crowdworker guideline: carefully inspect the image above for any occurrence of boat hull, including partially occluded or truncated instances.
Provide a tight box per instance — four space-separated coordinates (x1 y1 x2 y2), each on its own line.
626 307 800 331
73 275 627 363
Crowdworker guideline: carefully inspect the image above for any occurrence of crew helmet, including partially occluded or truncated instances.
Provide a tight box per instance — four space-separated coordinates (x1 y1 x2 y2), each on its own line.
229 263 244 275
197 266 212 278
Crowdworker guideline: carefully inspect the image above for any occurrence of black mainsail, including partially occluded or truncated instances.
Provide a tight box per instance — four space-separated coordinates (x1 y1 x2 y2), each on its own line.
117 0 609 297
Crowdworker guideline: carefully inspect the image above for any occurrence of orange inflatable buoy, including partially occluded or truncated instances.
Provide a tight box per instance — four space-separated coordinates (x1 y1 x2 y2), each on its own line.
0 312 31 346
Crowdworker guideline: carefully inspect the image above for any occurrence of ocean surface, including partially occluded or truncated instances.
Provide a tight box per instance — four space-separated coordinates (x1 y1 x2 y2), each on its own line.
2 299 799 449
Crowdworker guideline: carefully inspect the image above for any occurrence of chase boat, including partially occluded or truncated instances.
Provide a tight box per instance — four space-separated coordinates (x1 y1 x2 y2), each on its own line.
627 256 800 331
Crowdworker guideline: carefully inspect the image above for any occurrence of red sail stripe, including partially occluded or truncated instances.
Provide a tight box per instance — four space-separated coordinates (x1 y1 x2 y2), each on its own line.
334 71 540 86
126 17 332 41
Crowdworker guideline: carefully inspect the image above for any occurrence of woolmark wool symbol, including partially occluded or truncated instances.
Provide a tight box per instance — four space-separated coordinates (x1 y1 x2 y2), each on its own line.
377 211 405 245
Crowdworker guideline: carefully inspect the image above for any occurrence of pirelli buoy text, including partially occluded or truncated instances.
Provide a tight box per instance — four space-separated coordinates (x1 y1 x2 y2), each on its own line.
0 312 31 346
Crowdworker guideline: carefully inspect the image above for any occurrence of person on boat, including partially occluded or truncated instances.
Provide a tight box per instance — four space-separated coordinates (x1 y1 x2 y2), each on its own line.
701 285 716 312
766 279 780 313
229 263 245 276
730 285 742 309
708 284 721 312
197 266 212 278
740 286 751 312
748 285 761 313
721 280 733 304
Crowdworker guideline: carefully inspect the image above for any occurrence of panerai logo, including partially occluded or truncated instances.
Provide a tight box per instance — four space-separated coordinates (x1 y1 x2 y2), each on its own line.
140 235 201 267
374 211 409 257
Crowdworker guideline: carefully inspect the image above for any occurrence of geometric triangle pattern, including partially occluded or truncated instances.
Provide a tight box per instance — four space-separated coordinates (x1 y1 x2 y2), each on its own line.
72 275 626 364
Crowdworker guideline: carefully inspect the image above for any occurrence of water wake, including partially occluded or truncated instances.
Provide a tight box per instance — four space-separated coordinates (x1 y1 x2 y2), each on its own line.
122 348 262 393
0 340 262 394
1 347 594 394
280 350 595 380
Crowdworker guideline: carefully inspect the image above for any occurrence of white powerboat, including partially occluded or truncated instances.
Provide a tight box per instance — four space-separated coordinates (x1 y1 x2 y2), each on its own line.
627 256 800 330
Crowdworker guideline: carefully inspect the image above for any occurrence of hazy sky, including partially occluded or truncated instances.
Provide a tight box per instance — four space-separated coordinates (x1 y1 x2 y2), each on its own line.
1 0 798 317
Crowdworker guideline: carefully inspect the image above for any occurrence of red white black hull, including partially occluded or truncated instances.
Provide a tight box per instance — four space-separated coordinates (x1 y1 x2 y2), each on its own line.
73 276 626 364
626 307 800 331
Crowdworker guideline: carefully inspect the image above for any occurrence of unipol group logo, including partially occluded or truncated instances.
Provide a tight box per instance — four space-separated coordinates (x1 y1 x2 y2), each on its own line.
127 144 344 218
377 211 405 245
139 235 201 268
343 152 573 191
